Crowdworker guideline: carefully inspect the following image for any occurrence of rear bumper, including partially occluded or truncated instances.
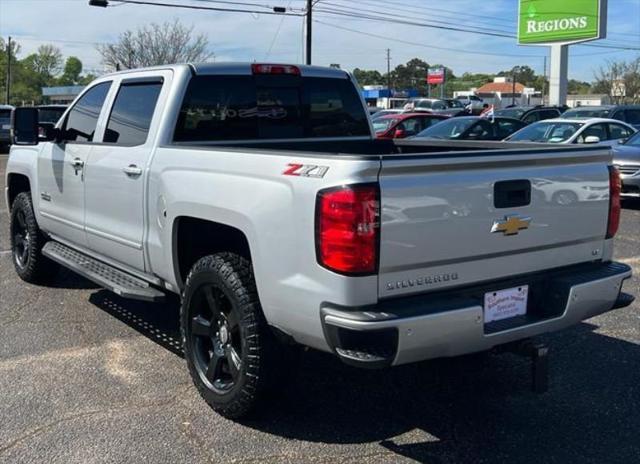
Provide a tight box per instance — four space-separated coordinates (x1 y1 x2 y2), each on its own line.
321 262 633 368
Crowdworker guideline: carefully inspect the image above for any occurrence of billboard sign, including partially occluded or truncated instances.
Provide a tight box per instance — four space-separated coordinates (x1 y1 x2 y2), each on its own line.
518 0 607 45
427 68 445 85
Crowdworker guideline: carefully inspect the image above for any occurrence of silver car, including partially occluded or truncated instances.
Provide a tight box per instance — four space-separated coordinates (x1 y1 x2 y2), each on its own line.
506 117 637 146
613 130 640 195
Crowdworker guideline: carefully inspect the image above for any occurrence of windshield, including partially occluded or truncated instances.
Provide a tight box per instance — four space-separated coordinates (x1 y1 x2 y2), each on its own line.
624 130 640 147
414 118 477 139
0 109 10 121
495 108 526 119
446 100 464 108
508 121 583 143
563 108 611 119
372 118 398 133
415 100 431 109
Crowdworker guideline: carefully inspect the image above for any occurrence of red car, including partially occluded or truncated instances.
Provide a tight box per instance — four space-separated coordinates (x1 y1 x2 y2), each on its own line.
373 112 449 139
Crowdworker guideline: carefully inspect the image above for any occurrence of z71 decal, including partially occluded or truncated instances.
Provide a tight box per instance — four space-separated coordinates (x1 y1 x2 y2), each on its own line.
283 163 329 178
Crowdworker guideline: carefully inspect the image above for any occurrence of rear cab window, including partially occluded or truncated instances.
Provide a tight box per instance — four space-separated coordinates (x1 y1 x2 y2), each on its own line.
174 75 369 142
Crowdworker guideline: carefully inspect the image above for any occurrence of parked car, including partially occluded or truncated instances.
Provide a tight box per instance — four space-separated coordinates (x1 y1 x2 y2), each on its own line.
612 130 640 196
405 98 466 117
413 116 526 141
562 105 640 130
370 109 405 120
7 63 633 419
0 104 15 151
455 95 484 114
373 112 448 139
36 104 68 124
495 106 565 124
506 118 637 146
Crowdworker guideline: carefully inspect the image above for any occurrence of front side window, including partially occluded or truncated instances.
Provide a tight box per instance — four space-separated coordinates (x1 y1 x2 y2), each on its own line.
523 111 541 124
104 80 163 146
577 123 607 143
174 75 369 142
63 82 111 142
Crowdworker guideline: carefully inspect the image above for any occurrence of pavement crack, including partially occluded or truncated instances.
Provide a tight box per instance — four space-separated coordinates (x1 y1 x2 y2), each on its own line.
0 385 192 456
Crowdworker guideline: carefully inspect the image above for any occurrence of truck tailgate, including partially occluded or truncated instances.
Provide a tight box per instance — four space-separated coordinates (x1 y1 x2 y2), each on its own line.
378 147 612 298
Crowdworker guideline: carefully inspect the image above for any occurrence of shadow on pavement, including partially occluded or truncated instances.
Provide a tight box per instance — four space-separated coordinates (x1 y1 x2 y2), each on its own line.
86 290 640 463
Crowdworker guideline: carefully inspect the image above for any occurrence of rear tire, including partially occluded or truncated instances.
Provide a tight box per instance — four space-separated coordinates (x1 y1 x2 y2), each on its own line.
181 253 286 419
9 192 58 283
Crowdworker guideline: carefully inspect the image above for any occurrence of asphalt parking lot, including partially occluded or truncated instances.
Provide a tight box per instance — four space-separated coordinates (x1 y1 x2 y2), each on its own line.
0 153 639 464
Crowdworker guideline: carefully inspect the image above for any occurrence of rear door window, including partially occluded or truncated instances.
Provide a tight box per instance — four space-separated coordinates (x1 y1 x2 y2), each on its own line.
104 80 163 146
523 111 541 124
63 82 111 142
608 123 634 140
625 109 640 125
174 75 369 142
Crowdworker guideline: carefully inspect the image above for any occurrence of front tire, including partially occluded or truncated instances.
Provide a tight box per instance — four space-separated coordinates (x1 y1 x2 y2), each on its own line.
181 253 282 419
9 192 58 283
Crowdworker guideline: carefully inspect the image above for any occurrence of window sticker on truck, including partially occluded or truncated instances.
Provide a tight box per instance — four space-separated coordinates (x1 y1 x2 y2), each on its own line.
283 163 329 178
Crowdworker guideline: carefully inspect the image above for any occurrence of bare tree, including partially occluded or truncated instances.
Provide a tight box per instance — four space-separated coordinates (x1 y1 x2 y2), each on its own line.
594 57 640 104
25 45 63 79
98 19 212 70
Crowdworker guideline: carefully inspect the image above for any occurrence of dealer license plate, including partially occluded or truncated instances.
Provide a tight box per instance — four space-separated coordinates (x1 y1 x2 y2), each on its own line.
484 285 528 324
2 124 10 129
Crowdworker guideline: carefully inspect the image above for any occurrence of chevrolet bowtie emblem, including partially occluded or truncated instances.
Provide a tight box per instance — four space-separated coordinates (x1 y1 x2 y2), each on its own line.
491 214 531 236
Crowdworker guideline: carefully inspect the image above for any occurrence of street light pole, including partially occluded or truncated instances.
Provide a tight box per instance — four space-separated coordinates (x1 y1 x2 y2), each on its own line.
305 0 312 65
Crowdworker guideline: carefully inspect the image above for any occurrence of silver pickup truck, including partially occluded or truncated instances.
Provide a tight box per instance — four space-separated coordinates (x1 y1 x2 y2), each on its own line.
6 63 634 418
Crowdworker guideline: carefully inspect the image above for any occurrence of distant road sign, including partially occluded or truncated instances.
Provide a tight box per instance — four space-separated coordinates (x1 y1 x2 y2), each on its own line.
518 0 607 45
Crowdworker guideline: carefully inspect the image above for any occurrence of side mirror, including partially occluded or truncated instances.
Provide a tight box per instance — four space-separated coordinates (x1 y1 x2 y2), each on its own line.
618 138 627 144
12 107 39 145
394 128 407 138
584 135 601 144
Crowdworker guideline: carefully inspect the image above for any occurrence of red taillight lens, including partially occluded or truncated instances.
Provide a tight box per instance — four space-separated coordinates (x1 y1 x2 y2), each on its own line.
251 63 301 75
607 165 621 239
316 184 380 275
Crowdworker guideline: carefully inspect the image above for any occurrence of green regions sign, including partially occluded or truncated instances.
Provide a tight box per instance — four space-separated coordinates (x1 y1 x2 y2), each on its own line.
518 0 607 45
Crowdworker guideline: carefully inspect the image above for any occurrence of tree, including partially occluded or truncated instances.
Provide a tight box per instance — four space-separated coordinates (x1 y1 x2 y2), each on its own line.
24 45 63 80
58 57 83 86
498 65 537 87
352 68 384 87
98 19 212 70
593 59 637 104
388 58 431 94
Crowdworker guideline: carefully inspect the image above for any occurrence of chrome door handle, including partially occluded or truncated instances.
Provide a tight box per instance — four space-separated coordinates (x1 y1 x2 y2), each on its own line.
70 158 84 169
123 164 143 177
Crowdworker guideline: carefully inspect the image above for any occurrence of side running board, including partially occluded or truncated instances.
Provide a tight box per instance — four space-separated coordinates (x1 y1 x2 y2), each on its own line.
42 241 165 302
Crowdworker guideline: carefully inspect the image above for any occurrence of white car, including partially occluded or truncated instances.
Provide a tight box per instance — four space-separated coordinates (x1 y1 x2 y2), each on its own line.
505 117 637 146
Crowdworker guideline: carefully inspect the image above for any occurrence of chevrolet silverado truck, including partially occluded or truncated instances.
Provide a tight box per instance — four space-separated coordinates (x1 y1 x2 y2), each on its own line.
6 63 634 418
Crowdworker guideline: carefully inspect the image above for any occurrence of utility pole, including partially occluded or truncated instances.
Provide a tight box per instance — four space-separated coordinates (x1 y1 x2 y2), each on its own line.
386 48 391 109
305 0 312 65
5 36 11 105
542 55 547 105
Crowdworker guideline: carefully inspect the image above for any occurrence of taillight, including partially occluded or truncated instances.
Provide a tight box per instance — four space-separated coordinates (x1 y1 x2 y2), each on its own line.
607 165 621 239
251 63 301 75
316 184 380 275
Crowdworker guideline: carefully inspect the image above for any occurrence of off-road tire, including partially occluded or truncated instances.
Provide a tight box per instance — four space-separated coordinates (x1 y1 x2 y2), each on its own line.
9 192 58 283
181 253 284 419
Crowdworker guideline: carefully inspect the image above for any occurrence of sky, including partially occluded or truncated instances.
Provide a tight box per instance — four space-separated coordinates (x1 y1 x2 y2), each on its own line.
0 0 639 82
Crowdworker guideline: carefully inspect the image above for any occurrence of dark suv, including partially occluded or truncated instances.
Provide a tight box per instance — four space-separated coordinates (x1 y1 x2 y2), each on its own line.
562 105 640 129
494 106 565 124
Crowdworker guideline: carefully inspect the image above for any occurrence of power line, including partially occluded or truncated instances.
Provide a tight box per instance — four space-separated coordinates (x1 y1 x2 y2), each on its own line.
314 20 545 58
109 0 303 16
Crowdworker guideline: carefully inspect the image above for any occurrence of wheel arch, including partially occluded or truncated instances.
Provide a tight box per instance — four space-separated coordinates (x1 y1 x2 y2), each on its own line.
7 173 31 211
172 216 254 289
